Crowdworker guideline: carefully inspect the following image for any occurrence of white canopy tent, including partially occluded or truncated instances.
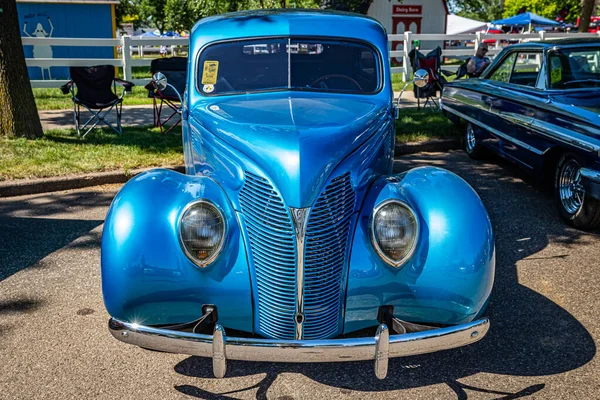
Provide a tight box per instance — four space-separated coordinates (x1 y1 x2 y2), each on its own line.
446 14 488 34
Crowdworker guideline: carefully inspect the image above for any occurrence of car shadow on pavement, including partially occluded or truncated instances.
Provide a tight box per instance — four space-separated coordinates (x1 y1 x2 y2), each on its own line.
0 189 114 281
173 151 596 398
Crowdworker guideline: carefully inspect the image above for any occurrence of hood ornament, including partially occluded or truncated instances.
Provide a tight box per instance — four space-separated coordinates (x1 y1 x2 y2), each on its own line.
290 207 310 340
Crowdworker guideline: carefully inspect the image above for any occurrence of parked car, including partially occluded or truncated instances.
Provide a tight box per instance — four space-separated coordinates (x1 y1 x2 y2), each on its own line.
576 16 600 33
102 10 495 379
442 38 600 230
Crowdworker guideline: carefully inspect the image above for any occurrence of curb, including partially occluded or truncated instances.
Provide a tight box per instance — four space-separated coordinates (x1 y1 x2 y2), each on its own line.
0 165 185 198
395 138 460 156
0 139 461 198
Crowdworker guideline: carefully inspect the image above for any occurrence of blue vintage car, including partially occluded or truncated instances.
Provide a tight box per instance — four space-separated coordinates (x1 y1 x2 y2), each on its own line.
441 39 600 230
102 10 495 379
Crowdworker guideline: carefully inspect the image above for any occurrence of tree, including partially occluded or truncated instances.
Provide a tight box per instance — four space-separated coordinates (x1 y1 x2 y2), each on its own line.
164 0 194 32
578 0 595 32
123 0 322 34
138 0 172 34
503 0 580 22
0 0 43 139
116 0 142 30
320 0 374 14
449 0 503 22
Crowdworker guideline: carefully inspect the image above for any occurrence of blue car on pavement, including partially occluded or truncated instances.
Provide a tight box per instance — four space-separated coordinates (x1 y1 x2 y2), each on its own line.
102 10 495 379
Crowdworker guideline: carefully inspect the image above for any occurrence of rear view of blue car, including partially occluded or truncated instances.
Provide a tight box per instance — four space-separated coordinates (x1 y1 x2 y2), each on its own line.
102 10 495 379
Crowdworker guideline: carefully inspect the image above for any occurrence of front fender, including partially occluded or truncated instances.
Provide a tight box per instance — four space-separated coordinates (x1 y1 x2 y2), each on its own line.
345 167 495 333
101 169 253 330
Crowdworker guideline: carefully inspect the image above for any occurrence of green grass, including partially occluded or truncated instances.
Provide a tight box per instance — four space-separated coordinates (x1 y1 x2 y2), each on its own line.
395 108 461 143
392 73 411 92
3 105 455 181
33 86 154 110
0 127 183 181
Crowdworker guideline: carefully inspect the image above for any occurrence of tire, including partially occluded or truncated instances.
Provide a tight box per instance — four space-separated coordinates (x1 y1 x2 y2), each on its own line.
464 122 484 159
554 153 600 230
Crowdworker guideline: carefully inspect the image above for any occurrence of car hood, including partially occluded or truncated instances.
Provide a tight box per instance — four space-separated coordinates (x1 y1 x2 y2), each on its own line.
189 92 390 208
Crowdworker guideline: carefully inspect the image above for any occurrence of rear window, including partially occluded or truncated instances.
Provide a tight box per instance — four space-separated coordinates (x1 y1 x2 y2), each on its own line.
197 38 380 95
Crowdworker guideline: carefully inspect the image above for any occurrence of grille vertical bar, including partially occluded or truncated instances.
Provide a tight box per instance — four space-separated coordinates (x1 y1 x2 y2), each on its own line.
303 173 356 339
239 172 297 340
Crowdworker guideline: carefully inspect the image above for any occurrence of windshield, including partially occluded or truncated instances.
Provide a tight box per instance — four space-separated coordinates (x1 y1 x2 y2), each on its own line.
548 47 600 89
197 38 380 95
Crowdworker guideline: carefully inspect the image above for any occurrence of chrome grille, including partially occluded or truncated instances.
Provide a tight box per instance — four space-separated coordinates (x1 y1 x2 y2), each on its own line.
303 172 355 339
239 172 297 340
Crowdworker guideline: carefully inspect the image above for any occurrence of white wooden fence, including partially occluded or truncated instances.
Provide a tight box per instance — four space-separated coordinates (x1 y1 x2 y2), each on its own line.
22 31 600 88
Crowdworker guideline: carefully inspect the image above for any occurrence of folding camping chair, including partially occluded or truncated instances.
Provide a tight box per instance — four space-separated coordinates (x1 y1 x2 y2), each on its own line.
407 47 453 110
60 65 134 137
144 57 187 134
455 58 474 80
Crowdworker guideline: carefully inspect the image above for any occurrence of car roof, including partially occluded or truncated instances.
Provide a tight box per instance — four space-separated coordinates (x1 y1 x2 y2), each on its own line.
506 38 600 50
189 9 387 45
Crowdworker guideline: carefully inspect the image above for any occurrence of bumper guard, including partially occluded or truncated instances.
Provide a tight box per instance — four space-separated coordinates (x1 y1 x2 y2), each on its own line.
108 317 490 379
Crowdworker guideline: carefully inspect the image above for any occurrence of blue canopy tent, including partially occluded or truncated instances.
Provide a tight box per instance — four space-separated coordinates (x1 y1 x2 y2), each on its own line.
139 31 159 37
161 31 182 37
492 12 560 32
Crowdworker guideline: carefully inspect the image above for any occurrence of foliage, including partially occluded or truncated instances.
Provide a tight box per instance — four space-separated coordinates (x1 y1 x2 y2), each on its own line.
116 0 142 30
138 0 169 33
448 0 503 22
502 0 580 22
164 0 194 33
119 0 321 33
319 0 374 15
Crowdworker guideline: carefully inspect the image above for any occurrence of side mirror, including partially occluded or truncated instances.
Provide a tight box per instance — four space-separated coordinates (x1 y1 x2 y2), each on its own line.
152 72 168 92
394 69 431 117
413 69 429 88
151 72 183 107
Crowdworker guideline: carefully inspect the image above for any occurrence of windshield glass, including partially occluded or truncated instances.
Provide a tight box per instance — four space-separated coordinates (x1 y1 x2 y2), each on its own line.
548 47 600 89
197 38 380 95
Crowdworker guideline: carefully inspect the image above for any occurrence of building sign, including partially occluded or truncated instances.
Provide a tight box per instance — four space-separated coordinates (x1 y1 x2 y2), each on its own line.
392 5 422 14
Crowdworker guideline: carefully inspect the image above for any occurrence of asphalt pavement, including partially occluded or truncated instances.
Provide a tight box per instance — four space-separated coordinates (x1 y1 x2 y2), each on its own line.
1 151 599 399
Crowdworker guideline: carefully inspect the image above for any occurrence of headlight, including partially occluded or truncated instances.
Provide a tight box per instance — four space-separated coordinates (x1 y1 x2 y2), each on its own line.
179 200 226 267
371 200 419 267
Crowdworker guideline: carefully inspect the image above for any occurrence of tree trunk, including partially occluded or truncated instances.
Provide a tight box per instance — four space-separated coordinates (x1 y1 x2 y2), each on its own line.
579 0 595 32
0 0 44 138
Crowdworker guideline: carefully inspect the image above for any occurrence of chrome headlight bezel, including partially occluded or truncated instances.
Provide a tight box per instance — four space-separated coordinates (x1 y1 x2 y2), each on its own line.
178 199 227 268
370 199 419 268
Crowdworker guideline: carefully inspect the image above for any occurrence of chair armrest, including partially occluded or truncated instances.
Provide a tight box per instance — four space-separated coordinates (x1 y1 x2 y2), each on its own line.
60 81 73 95
115 78 135 93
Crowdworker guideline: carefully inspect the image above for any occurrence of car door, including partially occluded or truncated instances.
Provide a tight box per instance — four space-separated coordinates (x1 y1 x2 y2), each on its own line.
475 51 518 157
483 51 544 169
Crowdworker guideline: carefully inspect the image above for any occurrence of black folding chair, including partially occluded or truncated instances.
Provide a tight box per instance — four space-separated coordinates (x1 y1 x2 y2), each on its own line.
408 47 453 110
144 57 187 134
60 65 134 137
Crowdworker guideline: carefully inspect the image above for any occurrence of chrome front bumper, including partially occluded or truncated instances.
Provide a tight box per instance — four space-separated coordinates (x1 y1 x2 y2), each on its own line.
108 317 490 379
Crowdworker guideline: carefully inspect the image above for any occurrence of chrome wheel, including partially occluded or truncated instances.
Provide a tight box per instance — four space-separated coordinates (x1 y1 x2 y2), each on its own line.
558 159 585 215
466 124 476 153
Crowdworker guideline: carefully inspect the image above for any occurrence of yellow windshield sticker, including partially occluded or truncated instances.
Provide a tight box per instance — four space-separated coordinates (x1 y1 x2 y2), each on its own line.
202 61 219 85
551 68 562 84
